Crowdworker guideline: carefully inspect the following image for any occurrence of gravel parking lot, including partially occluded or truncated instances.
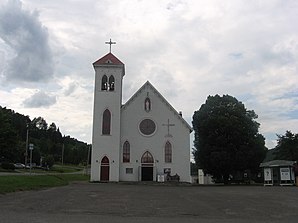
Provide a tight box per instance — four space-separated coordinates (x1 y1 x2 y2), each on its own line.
0 182 297 223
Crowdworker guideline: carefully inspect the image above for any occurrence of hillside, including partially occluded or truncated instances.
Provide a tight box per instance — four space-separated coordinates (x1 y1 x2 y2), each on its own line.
0 106 90 166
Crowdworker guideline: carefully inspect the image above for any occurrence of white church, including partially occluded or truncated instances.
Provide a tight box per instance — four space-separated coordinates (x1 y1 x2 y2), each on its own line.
90 45 192 183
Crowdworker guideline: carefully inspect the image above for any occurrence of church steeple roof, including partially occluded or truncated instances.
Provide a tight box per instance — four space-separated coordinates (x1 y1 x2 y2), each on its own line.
93 53 124 65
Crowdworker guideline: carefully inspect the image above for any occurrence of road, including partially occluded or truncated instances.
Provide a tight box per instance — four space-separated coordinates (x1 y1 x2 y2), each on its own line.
0 182 297 223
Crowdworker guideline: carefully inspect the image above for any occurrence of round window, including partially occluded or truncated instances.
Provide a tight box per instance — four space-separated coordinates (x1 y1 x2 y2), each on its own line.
139 119 156 135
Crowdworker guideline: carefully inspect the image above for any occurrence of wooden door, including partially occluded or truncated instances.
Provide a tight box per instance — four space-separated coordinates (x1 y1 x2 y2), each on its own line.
100 156 109 181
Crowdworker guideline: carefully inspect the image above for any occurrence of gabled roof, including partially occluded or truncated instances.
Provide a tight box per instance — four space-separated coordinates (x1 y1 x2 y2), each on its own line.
93 52 124 66
122 81 193 133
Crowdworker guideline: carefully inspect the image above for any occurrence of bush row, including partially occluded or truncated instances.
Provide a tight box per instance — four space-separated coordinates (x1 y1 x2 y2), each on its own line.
0 162 15 170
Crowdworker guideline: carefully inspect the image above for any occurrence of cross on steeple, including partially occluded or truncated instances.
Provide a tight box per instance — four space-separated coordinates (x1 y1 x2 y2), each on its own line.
105 38 116 53
162 119 175 137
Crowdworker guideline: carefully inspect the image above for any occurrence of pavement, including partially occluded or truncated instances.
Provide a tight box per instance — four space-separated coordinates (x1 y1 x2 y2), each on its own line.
0 182 297 223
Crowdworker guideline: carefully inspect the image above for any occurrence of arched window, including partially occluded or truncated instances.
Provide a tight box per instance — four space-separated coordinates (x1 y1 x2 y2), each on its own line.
144 97 151 112
101 156 109 164
165 141 172 163
141 151 154 163
109 75 115 91
102 109 111 135
101 75 108 91
123 141 130 163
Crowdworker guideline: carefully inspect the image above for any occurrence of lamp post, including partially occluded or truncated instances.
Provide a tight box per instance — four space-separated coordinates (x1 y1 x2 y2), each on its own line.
29 143 34 175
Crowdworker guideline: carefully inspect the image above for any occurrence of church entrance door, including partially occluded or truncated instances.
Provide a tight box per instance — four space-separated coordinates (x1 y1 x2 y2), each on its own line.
141 151 154 181
141 165 153 181
100 156 109 181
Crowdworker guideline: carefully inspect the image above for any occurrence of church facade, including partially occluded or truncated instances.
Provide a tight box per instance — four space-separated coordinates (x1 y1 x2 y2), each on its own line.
90 51 192 182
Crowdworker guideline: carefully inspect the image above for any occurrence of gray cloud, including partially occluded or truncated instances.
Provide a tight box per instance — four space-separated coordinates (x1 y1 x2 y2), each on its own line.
0 0 297 147
23 90 56 108
64 81 78 96
0 0 53 83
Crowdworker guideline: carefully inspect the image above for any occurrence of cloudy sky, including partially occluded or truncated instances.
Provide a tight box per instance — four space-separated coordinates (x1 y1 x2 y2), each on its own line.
0 0 297 149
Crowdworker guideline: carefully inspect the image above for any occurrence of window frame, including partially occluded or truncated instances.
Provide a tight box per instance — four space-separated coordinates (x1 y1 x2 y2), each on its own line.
126 168 133 174
109 75 115 91
165 141 172 163
102 109 111 135
144 97 151 112
123 141 130 163
141 151 154 163
101 75 108 91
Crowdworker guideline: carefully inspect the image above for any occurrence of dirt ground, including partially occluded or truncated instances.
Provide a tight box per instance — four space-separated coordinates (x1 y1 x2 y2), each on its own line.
0 182 297 223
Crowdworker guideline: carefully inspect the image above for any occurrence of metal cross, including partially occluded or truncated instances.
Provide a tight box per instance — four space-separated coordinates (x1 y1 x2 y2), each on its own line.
105 38 116 53
162 119 175 137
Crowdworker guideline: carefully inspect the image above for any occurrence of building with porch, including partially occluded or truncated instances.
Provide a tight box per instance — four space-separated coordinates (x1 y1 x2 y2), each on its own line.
90 47 192 183
260 160 296 186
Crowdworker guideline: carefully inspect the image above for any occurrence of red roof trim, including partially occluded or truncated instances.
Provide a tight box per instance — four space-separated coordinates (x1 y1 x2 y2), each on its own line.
93 53 124 65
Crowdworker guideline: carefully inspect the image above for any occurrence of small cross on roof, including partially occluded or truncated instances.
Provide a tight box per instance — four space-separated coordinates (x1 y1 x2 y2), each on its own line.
105 38 116 53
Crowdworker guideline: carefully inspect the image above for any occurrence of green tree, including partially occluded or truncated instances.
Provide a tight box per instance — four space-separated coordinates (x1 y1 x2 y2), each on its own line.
48 122 57 132
43 155 55 168
274 131 298 162
0 110 18 162
192 95 267 183
32 117 48 130
0 106 89 166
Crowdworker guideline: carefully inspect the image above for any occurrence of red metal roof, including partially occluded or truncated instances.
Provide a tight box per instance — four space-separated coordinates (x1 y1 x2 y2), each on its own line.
93 53 124 65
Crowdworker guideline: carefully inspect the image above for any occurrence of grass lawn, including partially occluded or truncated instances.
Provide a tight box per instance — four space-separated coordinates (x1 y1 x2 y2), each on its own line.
0 168 15 172
0 174 89 194
14 164 86 174
50 164 84 173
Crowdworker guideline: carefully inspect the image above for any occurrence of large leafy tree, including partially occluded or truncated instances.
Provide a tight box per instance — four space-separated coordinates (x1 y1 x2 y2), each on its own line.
192 95 267 183
0 110 18 162
274 131 298 161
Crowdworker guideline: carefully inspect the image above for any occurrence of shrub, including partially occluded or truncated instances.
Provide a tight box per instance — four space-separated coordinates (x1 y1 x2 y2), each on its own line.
42 155 55 168
1 162 15 170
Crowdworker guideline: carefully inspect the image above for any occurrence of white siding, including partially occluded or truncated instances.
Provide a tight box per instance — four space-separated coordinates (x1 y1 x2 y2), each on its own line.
91 65 124 182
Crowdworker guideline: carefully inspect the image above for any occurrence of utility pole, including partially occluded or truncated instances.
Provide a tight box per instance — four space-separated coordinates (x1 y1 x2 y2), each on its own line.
29 144 34 175
25 124 29 167
61 143 64 165
86 145 91 175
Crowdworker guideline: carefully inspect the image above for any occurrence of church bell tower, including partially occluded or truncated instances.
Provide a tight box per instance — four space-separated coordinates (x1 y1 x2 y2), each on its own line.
91 40 125 182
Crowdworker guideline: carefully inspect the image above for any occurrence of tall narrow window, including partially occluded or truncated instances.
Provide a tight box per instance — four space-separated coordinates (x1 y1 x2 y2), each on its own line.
102 109 111 135
109 75 115 91
144 97 151 112
123 141 130 163
165 141 172 163
101 75 108 90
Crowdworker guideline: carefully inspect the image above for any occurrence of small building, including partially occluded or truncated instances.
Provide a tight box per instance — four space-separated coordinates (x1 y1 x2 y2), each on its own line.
198 169 214 185
260 160 296 186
